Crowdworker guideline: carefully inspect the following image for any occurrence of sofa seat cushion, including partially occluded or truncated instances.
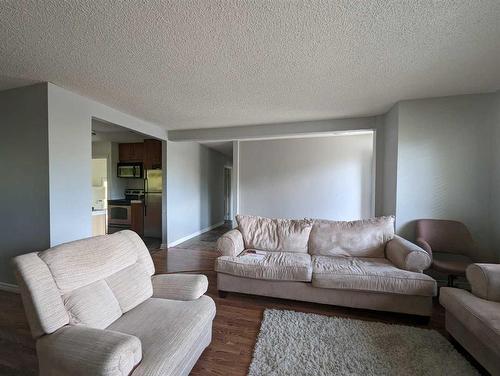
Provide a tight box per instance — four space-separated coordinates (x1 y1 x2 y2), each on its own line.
215 251 312 282
440 287 500 351
107 296 216 376
312 256 436 296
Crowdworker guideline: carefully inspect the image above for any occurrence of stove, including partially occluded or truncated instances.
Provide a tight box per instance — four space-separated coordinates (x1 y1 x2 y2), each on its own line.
108 189 145 232
108 199 131 206
108 189 145 206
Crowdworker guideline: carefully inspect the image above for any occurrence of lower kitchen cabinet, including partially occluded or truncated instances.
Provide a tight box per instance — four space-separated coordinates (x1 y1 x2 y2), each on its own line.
92 212 107 236
131 201 144 236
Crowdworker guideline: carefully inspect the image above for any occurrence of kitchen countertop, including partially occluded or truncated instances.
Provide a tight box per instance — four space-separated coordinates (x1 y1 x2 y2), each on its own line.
91 209 107 216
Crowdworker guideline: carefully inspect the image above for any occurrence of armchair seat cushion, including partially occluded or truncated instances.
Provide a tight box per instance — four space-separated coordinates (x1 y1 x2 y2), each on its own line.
312 256 436 296
107 296 216 376
215 251 312 282
431 253 473 275
440 287 500 351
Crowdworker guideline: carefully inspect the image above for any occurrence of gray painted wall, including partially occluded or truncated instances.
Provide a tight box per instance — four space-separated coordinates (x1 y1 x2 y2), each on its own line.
46 83 167 246
395 94 496 261
492 91 500 259
238 134 374 220
381 105 399 216
48 85 93 245
167 141 230 244
0 84 50 284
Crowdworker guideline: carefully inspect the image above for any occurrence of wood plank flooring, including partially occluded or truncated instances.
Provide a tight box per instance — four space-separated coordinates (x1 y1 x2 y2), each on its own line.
0 225 487 375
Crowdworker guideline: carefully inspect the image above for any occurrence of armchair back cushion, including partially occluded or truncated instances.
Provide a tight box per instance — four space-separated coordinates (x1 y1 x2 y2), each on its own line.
308 216 395 257
415 219 475 257
13 230 155 338
236 215 312 253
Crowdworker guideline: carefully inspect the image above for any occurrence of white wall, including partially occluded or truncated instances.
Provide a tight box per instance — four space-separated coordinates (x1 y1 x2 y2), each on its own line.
0 84 50 284
238 134 374 220
395 94 495 260
167 141 231 244
47 83 167 246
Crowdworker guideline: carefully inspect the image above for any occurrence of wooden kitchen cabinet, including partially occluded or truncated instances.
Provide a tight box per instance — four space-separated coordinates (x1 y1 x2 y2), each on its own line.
119 142 144 162
143 139 162 169
131 201 144 236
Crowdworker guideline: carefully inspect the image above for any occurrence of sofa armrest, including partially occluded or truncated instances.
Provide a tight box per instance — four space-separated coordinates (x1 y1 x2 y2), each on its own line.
152 274 208 301
217 229 245 257
386 235 432 272
466 263 500 302
37 325 142 376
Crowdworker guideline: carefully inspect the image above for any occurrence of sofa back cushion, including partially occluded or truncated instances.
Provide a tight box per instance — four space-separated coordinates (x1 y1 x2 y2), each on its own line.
13 230 155 337
308 216 395 257
236 215 312 253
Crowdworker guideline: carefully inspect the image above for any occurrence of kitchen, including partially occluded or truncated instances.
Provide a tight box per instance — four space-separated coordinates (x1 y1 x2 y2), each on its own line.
91 120 163 250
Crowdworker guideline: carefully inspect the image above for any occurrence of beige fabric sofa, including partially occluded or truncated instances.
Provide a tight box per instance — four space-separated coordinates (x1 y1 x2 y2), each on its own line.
216 215 436 316
440 263 500 376
13 230 215 376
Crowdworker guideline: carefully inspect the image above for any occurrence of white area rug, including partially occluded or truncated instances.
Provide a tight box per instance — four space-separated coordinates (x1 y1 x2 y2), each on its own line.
248 309 479 376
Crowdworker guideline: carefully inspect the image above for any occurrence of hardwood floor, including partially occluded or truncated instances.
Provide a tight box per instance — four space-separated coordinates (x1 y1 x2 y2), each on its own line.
0 225 486 375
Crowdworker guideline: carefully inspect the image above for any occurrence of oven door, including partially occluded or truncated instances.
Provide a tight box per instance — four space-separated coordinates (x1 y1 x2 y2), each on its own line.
108 205 131 225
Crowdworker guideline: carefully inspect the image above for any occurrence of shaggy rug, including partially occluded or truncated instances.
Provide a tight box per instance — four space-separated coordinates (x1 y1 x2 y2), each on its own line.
248 309 479 376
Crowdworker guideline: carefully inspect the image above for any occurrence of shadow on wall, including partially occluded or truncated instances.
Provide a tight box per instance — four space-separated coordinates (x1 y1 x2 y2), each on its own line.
361 148 374 219
397 220 416 242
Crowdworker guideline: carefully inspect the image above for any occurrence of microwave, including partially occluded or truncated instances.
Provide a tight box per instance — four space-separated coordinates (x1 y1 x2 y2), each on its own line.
117 163 143 178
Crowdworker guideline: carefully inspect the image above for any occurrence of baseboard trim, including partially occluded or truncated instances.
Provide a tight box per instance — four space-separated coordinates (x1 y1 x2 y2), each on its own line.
168 221 225 247
0 282 20 294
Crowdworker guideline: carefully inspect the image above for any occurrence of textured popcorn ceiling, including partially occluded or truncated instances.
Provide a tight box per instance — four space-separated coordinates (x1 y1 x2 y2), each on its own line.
1 1 499 130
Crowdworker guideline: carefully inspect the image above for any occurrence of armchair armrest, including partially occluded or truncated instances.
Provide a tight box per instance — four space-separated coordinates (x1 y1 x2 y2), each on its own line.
415 237 433 257
37 325 141 376
152 274 208 301
466 263 500 302
386 235 432 272
217 229 245 257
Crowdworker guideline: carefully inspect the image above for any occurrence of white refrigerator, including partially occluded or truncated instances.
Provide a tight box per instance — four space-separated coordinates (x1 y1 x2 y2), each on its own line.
144 170 162 238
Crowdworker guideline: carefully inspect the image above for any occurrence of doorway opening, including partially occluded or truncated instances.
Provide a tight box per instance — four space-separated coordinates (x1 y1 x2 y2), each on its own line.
224 166 232 223
91 158 108 236
91 118 163 251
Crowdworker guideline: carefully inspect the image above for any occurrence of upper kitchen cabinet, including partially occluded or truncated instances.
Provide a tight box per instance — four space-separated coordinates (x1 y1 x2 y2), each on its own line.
143 139 162 169
119 142 143 162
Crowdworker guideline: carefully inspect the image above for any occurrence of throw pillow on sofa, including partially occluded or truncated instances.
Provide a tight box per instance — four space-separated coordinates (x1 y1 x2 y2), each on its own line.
236 215 313 253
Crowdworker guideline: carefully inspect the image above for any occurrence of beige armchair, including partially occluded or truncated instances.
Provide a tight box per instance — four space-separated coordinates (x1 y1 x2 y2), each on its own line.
13 230 215 376
440 263 500 375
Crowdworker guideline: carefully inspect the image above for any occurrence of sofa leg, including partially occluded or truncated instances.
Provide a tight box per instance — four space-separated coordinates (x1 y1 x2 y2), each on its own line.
415 316 431 325
218 290 228 298
447 275 455 287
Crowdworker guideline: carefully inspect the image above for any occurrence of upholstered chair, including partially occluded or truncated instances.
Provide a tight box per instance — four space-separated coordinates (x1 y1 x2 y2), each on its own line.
13 230 215 376
440 263 500 375
415 219 475 286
